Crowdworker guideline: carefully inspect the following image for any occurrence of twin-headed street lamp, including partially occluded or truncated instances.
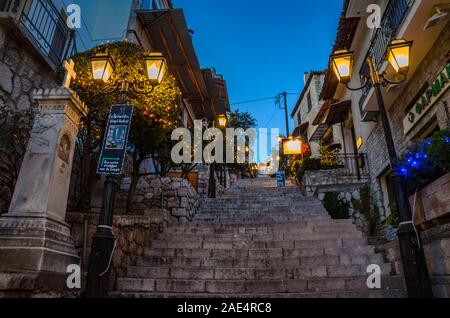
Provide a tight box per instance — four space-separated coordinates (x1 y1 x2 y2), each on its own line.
330 39 433 298
85 51 168 298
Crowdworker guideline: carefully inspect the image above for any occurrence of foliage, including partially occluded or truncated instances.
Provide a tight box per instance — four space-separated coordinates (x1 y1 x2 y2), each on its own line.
0 106 34 215
427 128 450 172
227 109 257 130
57 42 182 212
398 128 449 194
319 145 339 167
288 155 303 183
352 185 379 236
323 192 350 220
386 202 400 228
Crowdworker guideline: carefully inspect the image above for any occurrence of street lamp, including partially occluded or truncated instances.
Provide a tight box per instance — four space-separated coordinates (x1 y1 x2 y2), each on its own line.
91 53 114 81
144 52 168 85
218 114 228 128
331 40 433 298
331 50 354 84
386 39 413 74
86 51 168 298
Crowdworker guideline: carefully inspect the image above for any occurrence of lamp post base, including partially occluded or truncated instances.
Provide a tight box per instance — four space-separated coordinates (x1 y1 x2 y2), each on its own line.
85 227 116 298
397 218 434 298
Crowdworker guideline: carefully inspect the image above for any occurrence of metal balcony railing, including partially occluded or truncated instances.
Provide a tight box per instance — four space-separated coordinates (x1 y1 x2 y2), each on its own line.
1 0 76 69
358 0 414 113
322 153 370 184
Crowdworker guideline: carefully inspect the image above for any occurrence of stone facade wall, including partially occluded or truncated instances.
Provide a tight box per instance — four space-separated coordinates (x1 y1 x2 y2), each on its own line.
360 22 450 223
0 25 56 110
376 223 450 298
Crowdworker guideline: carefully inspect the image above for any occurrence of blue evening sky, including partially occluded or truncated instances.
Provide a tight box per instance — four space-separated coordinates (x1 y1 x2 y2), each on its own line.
175 0 343 135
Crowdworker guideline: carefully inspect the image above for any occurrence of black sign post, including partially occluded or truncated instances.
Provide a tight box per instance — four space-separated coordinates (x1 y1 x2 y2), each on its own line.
97 104 134 175
276 171 286 188
86 104 133 298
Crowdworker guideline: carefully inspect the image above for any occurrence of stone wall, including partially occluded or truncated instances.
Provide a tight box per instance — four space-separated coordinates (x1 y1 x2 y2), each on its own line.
67 213 157 290
0 25 56 110
360 22 450 224
376 223 450 298
411 173 450 228
89 175 201 222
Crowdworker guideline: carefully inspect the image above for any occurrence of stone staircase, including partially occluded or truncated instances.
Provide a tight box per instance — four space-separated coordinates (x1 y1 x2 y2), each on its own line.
113 178 405 298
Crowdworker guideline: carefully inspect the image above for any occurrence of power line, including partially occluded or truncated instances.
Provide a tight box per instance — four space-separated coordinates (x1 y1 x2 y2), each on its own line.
263 107 279 127
230 96 276 106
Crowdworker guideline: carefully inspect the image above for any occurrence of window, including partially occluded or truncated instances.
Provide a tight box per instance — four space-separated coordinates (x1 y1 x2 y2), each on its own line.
307 92 312 113
297 111 302 124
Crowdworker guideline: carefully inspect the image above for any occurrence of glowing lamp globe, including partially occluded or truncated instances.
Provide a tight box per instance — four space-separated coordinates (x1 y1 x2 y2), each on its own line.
331 50 354 83
91 54 114 82
144 53 168 84
386 40 413 74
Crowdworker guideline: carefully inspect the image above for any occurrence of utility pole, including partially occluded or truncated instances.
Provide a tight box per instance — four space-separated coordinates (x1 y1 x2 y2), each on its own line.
281 91 290 137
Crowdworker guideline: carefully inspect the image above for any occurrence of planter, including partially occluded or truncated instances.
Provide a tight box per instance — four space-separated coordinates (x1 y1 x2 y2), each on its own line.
411 172 450 228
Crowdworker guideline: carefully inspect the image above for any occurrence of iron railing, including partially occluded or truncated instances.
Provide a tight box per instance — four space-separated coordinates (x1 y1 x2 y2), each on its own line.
322 153 370 184
1 0 76 69
358 0 414 113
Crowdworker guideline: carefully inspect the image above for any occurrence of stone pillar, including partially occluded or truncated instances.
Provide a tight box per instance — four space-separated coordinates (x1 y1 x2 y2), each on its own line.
0 87 88 273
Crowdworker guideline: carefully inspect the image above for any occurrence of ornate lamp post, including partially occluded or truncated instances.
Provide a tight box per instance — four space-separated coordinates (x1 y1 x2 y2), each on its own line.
331 39 433 298
85 52 168 298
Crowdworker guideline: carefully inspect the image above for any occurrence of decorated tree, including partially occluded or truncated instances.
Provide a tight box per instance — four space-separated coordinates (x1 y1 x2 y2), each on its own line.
58 42 182 212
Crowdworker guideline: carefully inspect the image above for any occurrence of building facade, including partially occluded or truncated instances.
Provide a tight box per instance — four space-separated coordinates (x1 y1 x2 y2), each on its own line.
291 71 326 157
315 0 450 296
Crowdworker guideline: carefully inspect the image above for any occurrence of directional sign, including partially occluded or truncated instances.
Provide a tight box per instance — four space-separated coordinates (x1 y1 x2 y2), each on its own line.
97 104 134 175
276 171 286 188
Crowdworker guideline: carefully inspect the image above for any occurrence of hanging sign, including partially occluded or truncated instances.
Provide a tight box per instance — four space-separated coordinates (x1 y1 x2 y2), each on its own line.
97 104 134 175
276 171 286 188
403 63 450 134
283 139 303 155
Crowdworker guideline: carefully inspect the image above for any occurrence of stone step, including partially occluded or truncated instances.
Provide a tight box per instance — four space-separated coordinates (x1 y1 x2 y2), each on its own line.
116 276 404 294
166 219 353 229
111 289 406 298
144 245 376 258
136 253 385 268
155 234 366 245
149 237 367 250
126 264 392 280
192 217 328 223
196 209 327 215
159 231 364 242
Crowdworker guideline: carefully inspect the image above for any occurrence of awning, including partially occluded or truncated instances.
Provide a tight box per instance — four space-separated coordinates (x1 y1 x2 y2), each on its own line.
292 122 310 138
312 100 351 126
202 69 230 119
136 9 211 119
325 100 352 125
312 100 332 126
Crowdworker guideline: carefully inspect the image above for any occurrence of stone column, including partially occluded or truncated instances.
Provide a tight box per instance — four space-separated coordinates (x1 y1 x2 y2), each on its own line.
0 87 88 273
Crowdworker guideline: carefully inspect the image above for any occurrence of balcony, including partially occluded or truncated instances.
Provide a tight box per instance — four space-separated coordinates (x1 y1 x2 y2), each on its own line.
358 0 414 121
0 0 76 70
302 153 370 195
